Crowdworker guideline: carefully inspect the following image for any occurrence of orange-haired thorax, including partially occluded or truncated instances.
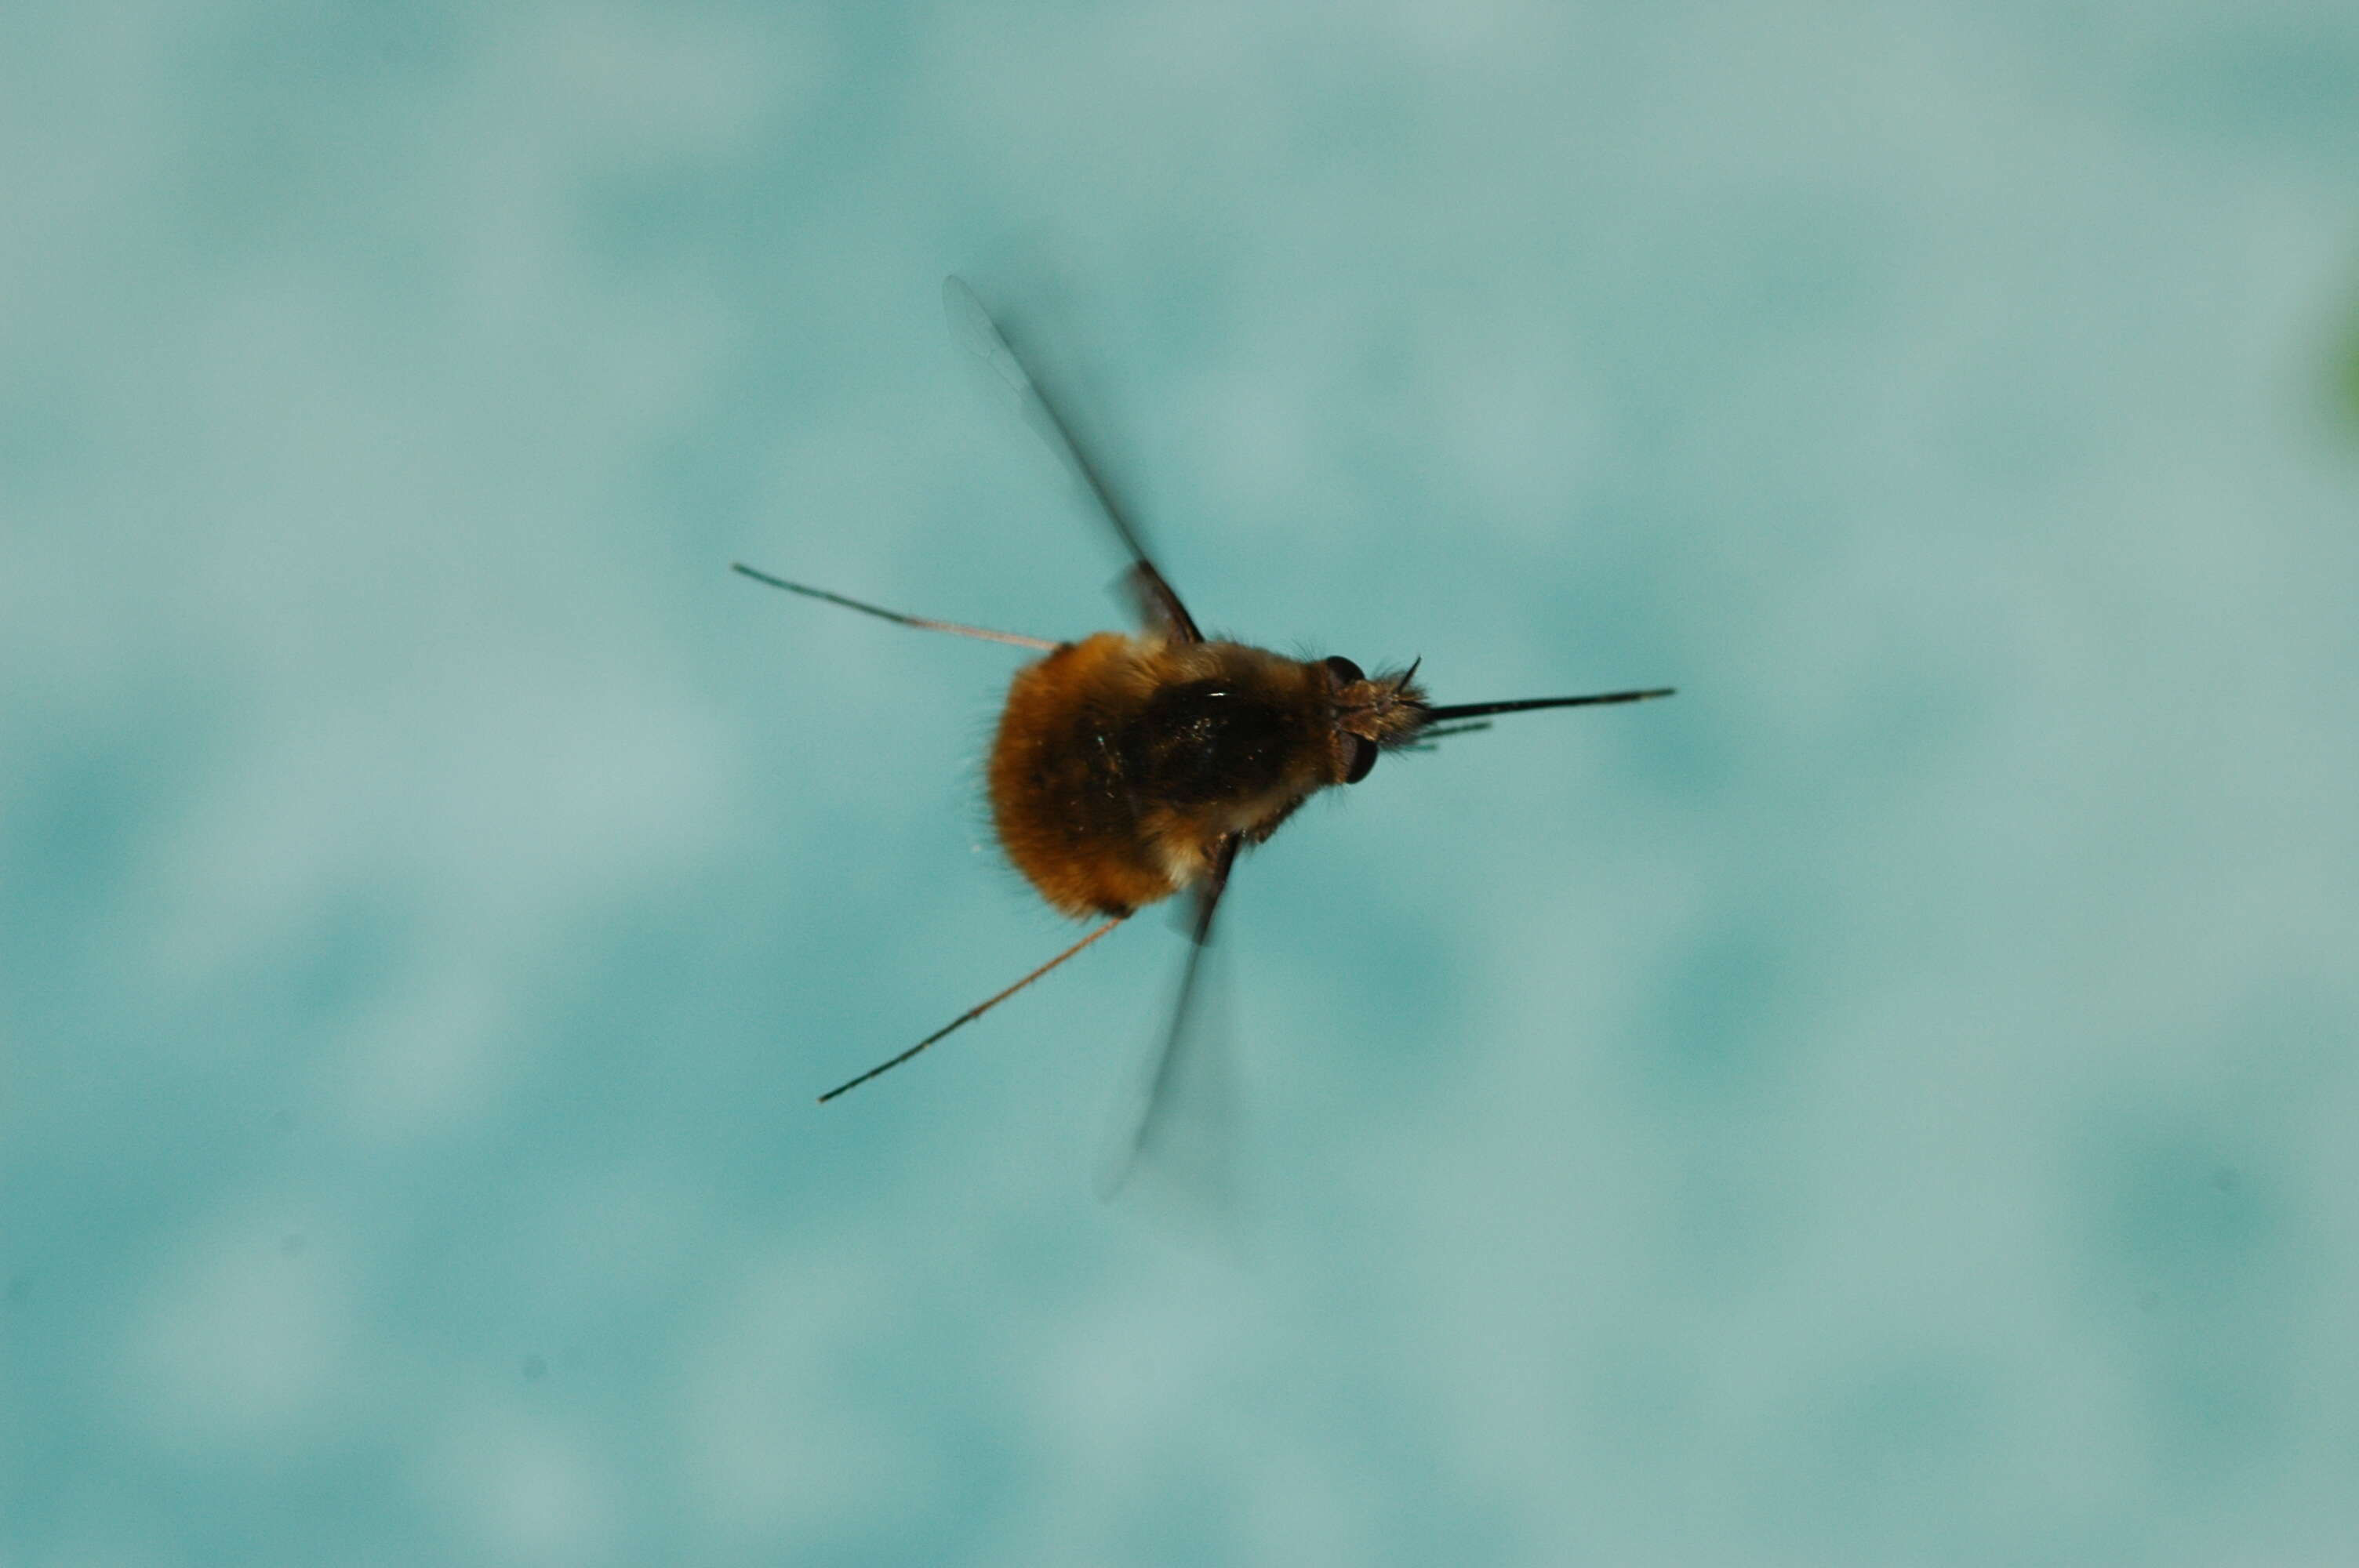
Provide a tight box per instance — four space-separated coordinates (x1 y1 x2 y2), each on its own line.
988 632 1335 918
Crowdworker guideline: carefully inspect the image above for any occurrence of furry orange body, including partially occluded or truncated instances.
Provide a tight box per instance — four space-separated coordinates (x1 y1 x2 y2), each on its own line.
989 631 1427 917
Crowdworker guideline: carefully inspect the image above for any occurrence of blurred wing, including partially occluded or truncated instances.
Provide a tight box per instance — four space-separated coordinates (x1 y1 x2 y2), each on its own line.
1096 835 1241 1207
1118 561 1202 646
943 276 1203 644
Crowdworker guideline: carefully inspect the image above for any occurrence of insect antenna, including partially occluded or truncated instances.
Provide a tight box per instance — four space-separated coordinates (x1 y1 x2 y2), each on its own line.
732 562 1059 652
816 916 1129 1102
1400 720 1495 751
1422 686 1675 723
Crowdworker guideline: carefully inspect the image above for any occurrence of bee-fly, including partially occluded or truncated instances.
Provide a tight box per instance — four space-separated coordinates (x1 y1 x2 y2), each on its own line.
737 278 1672 1181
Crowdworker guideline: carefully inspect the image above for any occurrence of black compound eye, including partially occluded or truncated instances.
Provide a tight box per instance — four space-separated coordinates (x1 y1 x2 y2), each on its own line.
1325 655 1365 688
1341 733 1378 785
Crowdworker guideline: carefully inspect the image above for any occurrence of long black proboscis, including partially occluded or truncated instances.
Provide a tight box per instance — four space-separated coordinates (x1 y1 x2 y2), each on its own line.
1420 687 1676 724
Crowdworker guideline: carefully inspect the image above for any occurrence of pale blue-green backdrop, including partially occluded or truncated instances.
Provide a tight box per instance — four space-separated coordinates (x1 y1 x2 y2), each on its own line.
7 2 2358 1564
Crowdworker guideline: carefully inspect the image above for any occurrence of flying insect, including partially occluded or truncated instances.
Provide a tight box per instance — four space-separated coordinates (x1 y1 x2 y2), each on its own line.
737 278 1673 1181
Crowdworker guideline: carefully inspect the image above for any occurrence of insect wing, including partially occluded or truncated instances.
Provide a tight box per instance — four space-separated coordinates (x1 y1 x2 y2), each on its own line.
1119 561 1202 646
1096 836 1241 1210
942 276 1203 644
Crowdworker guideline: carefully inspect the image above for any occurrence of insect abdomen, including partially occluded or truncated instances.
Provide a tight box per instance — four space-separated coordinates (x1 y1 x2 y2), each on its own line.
989 633 1175 917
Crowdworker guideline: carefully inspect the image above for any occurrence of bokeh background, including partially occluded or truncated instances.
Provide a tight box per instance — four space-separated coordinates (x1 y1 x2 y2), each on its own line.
8 2 2359 1563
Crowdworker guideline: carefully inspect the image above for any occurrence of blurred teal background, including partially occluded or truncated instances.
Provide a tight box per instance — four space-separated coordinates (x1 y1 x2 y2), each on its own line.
6 3 2359 1564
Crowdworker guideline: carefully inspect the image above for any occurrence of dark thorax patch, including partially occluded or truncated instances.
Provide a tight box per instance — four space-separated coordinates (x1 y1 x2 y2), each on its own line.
1118 679 1301 808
